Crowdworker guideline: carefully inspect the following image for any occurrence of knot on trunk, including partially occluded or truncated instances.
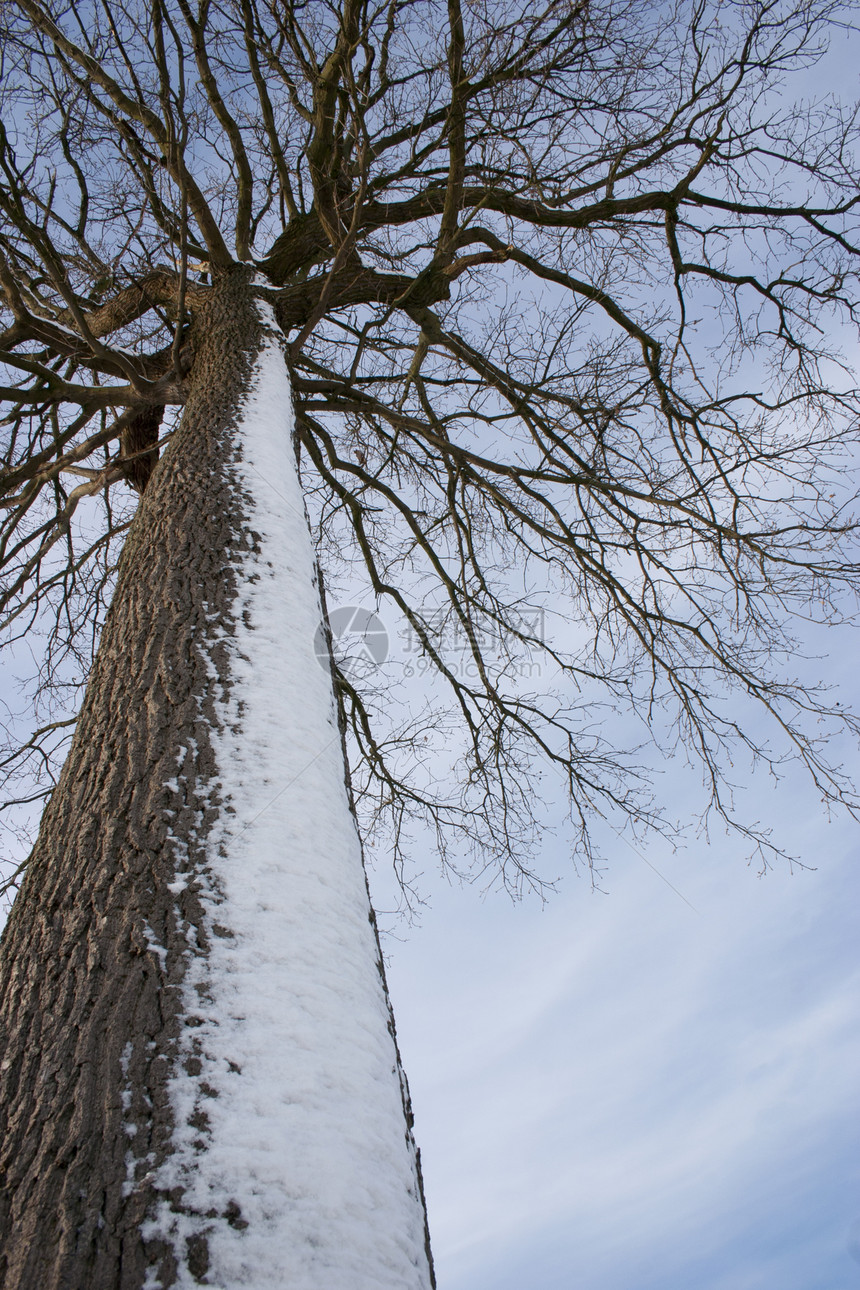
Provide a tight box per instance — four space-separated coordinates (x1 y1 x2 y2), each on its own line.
121 405 163 493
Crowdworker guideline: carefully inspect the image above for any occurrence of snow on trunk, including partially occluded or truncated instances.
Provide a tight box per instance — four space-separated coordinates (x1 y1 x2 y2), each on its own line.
143 303 433 1289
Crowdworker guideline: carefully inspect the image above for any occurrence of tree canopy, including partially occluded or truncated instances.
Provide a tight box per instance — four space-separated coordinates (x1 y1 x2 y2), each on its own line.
1 0 859 894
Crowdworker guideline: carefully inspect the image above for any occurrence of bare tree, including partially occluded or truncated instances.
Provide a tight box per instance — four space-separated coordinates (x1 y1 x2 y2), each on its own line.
0 0 858 1284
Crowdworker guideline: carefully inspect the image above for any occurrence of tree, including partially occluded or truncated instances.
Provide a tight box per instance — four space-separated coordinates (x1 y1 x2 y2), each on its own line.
0 0 858 1284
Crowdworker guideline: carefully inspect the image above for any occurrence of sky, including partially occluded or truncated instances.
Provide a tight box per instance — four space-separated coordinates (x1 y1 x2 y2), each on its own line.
368 31 860 1290
373 744 860 1290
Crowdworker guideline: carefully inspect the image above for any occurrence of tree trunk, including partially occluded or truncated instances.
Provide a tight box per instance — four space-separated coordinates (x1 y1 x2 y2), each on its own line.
0 265 434 1290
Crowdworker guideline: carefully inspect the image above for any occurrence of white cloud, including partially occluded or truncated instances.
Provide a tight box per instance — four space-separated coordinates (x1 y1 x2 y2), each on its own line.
379 802 860 1290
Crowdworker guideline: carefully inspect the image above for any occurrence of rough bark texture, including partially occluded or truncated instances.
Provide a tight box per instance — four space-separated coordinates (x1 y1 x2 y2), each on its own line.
0 265 263 1289
120 403 163 493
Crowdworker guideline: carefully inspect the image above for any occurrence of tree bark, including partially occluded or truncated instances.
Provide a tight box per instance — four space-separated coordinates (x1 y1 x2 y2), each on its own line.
0 265 434 1290
120 404 163 493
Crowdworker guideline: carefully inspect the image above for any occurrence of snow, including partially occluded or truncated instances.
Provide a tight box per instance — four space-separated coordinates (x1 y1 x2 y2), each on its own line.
142 922 168 972
140 302 432 1288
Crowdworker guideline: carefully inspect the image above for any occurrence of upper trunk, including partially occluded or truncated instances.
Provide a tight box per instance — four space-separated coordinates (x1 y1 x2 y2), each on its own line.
0 265 434 1290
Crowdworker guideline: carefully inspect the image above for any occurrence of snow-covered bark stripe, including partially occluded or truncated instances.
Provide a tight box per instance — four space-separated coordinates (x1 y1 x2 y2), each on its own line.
144 297 434 1289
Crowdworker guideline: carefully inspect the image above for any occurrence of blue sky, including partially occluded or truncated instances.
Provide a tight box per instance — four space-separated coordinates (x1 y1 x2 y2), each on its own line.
374 739 860 1290
370 32 860 1289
